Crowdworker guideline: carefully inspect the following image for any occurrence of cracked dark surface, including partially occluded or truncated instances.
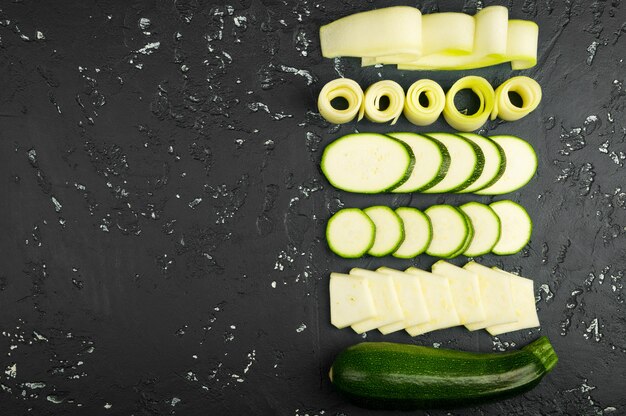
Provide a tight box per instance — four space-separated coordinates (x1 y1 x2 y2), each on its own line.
0 0 625 415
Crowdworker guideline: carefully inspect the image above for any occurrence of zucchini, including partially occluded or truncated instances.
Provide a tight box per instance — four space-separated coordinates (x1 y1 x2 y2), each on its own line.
449 209 475 258
361 80 405 124
490 200 532 255
422 133 484 193
459 202 501 257
403 79 446 126
388 132 450 193
363 206 405 257
329 337 558 410
321 133 415 193
392 207 431 258
441 76 496 132
456 132 506 193
424 205 469 258
326 208 375 258
476 135 537 195
317 78 364 124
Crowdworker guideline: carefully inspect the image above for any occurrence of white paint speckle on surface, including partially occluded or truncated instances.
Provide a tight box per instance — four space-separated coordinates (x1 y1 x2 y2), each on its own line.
136 42 160 55
5 364 16 378
296 323 306 333
138 17 151 30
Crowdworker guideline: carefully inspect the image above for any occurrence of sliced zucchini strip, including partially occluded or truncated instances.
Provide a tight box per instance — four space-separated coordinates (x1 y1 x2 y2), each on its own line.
398 6 508 70
319 6 422 62
364 206 405 257
442 76 495 132
321 133 415 193
490 200 532 255
326 208 375 258
388 132 450 193
491 76 542 121
323 6 538 71
349 268 405 334
421 12 475 56
317 78 363 124
329 272 377 329
507 20 540 70
360 80 405 125
486 268 540 335
403 79 446 126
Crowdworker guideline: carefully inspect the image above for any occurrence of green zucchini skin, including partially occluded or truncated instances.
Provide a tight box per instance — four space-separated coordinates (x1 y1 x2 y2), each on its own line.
329 337 558 410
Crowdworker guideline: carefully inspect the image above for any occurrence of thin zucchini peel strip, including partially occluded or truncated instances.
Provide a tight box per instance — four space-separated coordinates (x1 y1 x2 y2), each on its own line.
443 76 495 132
361 80 405 125
491 76 542 121
317 78 364 124
403 79 445 126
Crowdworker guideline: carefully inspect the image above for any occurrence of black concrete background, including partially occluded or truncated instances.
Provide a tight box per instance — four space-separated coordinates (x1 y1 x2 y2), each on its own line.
0 0 625 414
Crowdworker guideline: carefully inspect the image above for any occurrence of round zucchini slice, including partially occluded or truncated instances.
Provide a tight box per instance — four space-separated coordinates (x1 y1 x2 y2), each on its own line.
476 135 537 195
456 132 506 193
388 132 450 193
326 208 375 258
490 200 532 255
421 133 484 193
321 133 415 193
424 205 469 258
364 206 405 257
460 202 502 257
392 207 432 258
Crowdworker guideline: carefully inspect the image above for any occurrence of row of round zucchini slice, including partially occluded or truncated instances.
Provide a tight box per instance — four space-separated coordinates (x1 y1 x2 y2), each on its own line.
326 201 532 259
320 132 537 195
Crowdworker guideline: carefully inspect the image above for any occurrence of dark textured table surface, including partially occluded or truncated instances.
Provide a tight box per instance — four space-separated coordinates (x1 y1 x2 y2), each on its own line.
1 0 625 415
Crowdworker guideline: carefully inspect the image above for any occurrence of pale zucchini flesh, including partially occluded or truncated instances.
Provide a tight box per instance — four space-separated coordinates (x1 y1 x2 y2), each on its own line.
329 273 377 329
456 133 506 193
349 268 404 333
486 268 540 335
320 6 422 61
360 80 405 124
459 202 502 257
403 79 446 126
476 135 537 195
326 208 376 258
321 133 415 193
388 132 450 193
491 76 542 121
421 133 482 193
431 260 486 325
404 267 461 335
490 200 532 255
442 76 495 132
377 267 431 334
424 205 469 258
392 207 432 258
326 208 375 258
317 78 364 124
463 262 517 330
364 206 405 257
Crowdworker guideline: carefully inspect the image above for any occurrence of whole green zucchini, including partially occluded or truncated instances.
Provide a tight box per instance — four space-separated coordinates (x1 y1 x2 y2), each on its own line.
329 336 558 409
